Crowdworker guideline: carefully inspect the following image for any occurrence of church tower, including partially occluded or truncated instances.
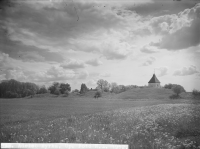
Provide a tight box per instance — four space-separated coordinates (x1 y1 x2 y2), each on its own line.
148 73 161 88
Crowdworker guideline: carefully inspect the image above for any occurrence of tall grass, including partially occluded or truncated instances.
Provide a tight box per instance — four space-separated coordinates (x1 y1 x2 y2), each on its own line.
1 103 200 149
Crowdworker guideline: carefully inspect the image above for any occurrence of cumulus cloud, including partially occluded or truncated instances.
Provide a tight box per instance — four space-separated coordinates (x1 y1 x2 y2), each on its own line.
34 67 89 82
0 52 21 71
99 73 111 77
142 57 156 66
60 60 85 69
173 65 199 76
87 79 97 87
140 46 159 53
101 40 132 60
151 4 200 50
157 67 168 77
76 70 89 79
85 59 103 66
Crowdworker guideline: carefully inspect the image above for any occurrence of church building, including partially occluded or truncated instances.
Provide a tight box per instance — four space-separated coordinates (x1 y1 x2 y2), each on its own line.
148 73 161 88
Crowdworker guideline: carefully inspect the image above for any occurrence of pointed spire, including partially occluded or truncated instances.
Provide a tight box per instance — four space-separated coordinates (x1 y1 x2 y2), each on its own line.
148 73 160 83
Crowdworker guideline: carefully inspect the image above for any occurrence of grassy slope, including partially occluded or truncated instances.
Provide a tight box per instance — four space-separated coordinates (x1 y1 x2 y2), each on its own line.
109 88 191 100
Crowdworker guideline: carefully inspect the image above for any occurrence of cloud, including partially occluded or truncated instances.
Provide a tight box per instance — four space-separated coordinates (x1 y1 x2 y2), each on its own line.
140 46 159 53
87 79 97 87
157 67 168 77
76 70 89 79
2 1 125 53
142 57 156 66
35 67 89 82
126 0 198 17
99 73 111 77
85 59 103 66
151 4 200 50
60 60 85 69
18 51 45 62
0 29 64 62
0 52 21 71
173 65 199 76
101 40 132 60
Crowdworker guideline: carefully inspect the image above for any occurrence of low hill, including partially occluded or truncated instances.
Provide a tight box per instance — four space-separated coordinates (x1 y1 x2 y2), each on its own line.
109 88 174 100
31 88 192 100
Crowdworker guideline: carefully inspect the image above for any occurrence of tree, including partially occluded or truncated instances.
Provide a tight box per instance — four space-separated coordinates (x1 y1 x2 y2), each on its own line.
72 89 79 93
54 88 60 95
172 85 185 96
192 89 200 99
48 82 60 94
0 79 39 98
80 83 88 94
97 79 110 92
118 85 126 92
110 82 118 93
59 83 71 94
164 84 185 92
38 86 48 94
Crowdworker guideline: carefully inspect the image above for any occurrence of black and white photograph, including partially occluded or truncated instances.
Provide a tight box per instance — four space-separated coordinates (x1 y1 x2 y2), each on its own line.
0 0 200 148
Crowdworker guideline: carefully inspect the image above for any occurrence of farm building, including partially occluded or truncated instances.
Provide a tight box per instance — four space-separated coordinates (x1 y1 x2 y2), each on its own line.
148 73 161 88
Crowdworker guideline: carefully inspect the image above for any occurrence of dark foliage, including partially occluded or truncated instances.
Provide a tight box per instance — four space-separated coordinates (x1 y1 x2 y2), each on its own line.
80 83 88 94
192 89 200 99
48 82 71 95
0 79 39 98
38 86 48 94
60 83 71 94
94 91 102 98
48 82 60 94
172 85 185 96
164 83 186 92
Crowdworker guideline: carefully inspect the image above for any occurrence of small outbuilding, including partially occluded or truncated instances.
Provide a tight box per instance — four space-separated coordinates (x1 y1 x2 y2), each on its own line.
148 73 161 88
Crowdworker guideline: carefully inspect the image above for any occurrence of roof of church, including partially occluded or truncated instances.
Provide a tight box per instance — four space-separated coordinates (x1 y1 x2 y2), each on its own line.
148 74 160 83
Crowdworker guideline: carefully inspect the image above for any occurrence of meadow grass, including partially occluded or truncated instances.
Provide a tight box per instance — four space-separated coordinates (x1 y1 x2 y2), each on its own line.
1 98 200 149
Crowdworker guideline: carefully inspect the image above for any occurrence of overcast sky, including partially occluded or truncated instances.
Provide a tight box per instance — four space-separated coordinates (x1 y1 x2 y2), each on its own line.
0 0 200 91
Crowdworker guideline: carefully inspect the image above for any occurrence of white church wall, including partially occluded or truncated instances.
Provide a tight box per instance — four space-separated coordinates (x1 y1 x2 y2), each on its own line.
148 83 161 88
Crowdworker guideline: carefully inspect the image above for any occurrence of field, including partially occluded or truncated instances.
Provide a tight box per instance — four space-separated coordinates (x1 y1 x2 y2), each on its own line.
0 89 200 149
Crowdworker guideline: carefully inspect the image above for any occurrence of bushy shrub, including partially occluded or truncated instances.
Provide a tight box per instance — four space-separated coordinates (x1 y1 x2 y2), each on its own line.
164 83 186 92
172 85 185 96
192 89 200 99
63 90 69 97
94 91 102 98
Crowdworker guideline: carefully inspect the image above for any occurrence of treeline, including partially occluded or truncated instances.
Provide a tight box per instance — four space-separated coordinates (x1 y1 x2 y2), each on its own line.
0 79 39 98
2 79 199 99
48 82 71 96
0 79 73 98
96 79 138 93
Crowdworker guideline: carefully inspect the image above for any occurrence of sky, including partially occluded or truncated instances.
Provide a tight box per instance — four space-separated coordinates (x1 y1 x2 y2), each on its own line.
0 0 200 91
